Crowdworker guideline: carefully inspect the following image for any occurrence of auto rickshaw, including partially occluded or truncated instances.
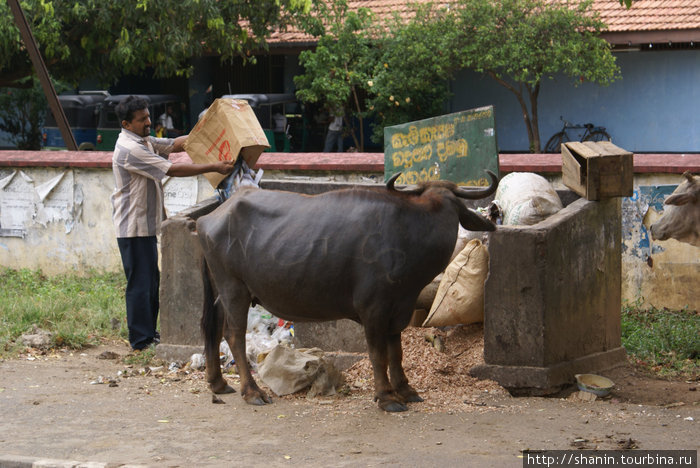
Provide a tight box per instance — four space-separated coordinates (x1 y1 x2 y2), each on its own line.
41 92 108 150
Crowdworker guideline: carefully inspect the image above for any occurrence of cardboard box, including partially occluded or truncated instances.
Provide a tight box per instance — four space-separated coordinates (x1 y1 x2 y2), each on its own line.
561 141 633 200
184 98 270 188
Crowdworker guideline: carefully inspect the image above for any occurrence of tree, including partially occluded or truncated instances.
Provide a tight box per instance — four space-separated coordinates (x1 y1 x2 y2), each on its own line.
293 0 374 151
0 0 312 89
0 77 58 149
294 2 466 149
364 4 461 143
453 0 620 152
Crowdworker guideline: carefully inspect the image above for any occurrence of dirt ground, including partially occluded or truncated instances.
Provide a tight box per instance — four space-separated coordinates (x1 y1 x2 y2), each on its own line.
0 326 697 467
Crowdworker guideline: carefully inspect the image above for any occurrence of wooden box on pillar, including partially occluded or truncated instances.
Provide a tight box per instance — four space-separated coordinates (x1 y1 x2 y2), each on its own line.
561 141 633 200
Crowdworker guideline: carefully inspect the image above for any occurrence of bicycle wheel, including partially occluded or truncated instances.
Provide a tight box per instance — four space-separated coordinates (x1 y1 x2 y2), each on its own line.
544 132 566 153
584 130 611 143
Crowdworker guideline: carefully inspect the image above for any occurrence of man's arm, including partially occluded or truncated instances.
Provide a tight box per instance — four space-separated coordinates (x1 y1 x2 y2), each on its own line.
171 135 188 153
166 160 235 177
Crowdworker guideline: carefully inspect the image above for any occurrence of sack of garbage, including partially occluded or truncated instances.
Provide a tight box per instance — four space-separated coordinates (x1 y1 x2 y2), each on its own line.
422 239 489 327
258 345 343 396
494 172 563 225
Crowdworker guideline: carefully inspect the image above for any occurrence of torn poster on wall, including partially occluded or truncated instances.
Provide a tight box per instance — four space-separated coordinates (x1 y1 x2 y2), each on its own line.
621 184 677 259
0 170 81 238
0 171 36 237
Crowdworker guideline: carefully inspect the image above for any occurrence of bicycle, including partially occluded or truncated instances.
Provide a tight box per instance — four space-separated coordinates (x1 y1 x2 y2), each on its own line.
544 116 611 153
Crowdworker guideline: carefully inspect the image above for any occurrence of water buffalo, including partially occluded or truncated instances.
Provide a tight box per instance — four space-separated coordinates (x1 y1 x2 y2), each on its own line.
650 171 699 247
198 171 498 411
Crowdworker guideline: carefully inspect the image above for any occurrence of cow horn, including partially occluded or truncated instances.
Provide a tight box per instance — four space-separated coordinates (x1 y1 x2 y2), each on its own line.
455 170 499 199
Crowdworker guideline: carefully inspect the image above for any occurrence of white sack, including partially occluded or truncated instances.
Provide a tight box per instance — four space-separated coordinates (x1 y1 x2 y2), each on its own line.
494 172 563 225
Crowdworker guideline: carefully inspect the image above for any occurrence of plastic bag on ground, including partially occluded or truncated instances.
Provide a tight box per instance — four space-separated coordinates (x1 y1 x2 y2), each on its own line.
216 305 293 371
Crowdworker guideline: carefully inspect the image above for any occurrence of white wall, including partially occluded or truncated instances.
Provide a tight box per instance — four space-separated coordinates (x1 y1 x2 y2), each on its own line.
0 166 215 275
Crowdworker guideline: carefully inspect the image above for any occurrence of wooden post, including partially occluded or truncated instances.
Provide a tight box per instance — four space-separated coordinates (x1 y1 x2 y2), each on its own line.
7 0 77 151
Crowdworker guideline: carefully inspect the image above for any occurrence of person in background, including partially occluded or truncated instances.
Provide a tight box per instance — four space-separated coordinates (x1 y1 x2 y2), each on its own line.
323 109 344 153
154 122 166 138
111 95 234 351
158 104 179 137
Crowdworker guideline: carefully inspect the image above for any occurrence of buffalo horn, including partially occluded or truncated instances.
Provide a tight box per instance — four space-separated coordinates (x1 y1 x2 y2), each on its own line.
455 170 499 199
386 170 499 200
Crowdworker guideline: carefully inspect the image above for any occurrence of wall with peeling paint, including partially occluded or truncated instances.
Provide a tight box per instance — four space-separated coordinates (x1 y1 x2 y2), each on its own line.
0 165 696 311
620 174 698 311
0 167 215 275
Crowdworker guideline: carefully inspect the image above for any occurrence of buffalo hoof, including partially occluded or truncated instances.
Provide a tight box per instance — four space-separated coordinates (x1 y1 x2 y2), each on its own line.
210 381 236 394
245 395 271 406
242 384 272 406
397 388 424 403
379 400 408 412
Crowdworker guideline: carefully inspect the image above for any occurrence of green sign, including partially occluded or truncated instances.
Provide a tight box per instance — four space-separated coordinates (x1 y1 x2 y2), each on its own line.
384 105 499 187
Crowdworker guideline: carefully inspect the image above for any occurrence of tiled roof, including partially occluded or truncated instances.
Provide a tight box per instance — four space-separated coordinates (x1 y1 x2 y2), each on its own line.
593 0 700 32
269 0 700 45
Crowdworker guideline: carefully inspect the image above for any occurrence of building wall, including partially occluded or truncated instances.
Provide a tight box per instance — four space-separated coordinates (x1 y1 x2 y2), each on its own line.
450 49 700 152
542 172 699 311
0 166 216 275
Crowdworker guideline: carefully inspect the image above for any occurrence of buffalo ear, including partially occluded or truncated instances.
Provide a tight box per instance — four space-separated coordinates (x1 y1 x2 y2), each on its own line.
459 207 496 232
665 193 695 206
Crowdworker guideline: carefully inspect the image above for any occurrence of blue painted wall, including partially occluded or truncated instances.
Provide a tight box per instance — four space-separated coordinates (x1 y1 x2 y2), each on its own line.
450 49 700 153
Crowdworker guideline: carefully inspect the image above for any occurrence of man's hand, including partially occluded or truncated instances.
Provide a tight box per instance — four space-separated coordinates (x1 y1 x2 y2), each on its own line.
214 160 235 175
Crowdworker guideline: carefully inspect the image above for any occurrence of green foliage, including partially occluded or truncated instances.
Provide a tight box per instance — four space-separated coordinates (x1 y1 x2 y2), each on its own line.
454 0 620 151
0 77 47 149
293 0 620 151
0 0 312 88
457 0 618 89
621 299 699 378
365 4 460 143
294 0 374 150
0 268 127 357
0 76 70 149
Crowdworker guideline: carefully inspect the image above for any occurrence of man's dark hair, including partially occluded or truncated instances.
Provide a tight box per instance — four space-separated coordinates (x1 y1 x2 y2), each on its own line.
115 96 149 124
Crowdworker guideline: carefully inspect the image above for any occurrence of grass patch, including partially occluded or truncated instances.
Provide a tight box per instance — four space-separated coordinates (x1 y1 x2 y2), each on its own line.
2 268 697 379
0 268 128 358
621 299 699 379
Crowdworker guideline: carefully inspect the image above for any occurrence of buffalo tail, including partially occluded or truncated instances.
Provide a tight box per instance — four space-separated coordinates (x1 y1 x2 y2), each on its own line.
200 258 218 361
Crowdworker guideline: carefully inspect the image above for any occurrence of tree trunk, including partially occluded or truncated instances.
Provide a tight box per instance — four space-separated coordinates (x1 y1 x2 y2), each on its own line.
350 85 364 152
528 82 541 153
488 72 542 152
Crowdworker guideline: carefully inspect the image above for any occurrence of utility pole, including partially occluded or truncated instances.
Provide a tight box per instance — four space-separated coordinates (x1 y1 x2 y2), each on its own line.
8 0 77 150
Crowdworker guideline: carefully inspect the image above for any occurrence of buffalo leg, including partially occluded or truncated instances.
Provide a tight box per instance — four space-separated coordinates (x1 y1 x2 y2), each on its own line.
363 326 408 412
387 332 423 403
218 284 272 406
204 298 236 394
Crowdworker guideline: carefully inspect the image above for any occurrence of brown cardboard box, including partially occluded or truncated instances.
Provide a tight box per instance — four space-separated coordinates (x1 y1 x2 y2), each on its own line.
562 141 633 200
184 98 270 188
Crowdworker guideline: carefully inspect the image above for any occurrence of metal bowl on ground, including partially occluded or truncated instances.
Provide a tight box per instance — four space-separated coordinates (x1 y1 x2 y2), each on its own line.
575 374 615 397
